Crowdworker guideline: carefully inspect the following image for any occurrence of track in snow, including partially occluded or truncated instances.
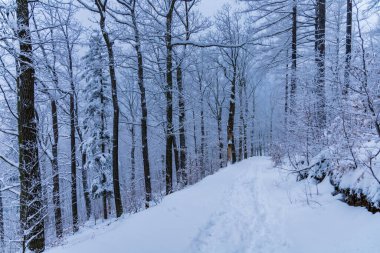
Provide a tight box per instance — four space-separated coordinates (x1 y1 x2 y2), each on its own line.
48 157 380 253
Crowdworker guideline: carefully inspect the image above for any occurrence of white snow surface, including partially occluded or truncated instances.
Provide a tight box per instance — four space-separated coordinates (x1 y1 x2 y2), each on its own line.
48 157 380 253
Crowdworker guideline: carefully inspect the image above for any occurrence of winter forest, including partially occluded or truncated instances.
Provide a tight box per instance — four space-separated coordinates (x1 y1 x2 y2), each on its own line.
0 0 379 252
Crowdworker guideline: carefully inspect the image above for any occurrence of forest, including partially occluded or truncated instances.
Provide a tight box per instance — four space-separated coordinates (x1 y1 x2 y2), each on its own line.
0 0 379 252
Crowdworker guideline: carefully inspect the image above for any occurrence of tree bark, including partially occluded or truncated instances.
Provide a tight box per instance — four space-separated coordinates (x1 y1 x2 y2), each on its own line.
69 83 78 233
130 3 152 208
243 79 249 159
192 109 199 179
177 66 188 185
217 108 224 168
102 173 108 220
51 100 63 237
250 93 256 157
16 0 45 250
64 26 79 232
130 124 136 206
200 81 206 177
343 0 352 96
289 1 297 124
74 98 92 220
165 1 176 195
315 0 327 131
176 0 190 185
173 135 180 183
227 65 237 164
81 152 91 219
100 76 108 220
238 77 244 161
96 1 123 217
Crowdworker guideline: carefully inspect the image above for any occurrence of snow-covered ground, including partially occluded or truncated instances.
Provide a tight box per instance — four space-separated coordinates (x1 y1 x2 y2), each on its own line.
47 157 380 253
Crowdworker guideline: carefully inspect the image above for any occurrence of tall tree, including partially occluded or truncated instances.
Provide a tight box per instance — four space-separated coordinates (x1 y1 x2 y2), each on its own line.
315 0 326 130
214 6 242 164
16 0 45 250
115 0 153 208
195 62 207 176
289 0 297 126
343 0 352 96
176 65 188 184
164 0 177 195
175 0 197 186
59 11 80 232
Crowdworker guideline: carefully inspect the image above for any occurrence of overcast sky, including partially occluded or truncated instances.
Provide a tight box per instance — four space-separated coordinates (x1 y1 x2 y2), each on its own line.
197 0 235 17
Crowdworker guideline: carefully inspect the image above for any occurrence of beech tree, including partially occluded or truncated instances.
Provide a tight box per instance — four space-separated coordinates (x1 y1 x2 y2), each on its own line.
315 0 326 132
214 5 244 164
16 0 45 251
113 0 153 208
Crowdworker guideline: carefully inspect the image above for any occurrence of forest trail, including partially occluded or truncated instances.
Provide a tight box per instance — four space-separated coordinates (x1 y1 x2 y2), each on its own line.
48 157 380 253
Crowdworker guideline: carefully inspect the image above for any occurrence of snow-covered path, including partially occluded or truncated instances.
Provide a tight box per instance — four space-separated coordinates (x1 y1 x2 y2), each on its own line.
48 157 380 253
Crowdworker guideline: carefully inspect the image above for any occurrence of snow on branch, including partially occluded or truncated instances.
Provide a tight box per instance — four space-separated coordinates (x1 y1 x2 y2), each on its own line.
172 39 247 48
0 154 18 168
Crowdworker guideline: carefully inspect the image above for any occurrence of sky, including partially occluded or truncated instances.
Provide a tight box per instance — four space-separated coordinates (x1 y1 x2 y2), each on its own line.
197 0 235 17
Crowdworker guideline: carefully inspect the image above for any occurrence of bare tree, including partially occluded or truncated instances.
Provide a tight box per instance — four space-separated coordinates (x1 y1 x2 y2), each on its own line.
114 0 153 208
343 0 352 96
315 0 326 131
16 0 45 250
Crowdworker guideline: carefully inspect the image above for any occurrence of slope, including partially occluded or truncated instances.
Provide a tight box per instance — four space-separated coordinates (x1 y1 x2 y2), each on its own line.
48 157 380 253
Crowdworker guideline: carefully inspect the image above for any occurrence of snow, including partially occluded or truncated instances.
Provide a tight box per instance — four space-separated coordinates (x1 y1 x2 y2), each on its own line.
47 157 380 253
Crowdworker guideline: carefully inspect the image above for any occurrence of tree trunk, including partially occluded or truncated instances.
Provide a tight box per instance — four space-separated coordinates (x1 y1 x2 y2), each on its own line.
200 82 206 177
315 0 327 131
343 0 352 96
288 1 297 136
81 152 91 219
177 0 190 184
130 124 136 206
243 80 249 159
165 1 176 195
131 5 152 208
285 58 289 127
173 135 180 183
250 93 256 157
177 66 188 185
16 0 45 250
101 173 108 220
192 109 199 180
51 100 63 237
97 3 123 217
0 182 4 250
65 29 79 232
74 98 92 220
100 77 108 220
70 84 78 233
238 77 244 161
227 66 237 164
289 1 297 120
217 108 224 168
